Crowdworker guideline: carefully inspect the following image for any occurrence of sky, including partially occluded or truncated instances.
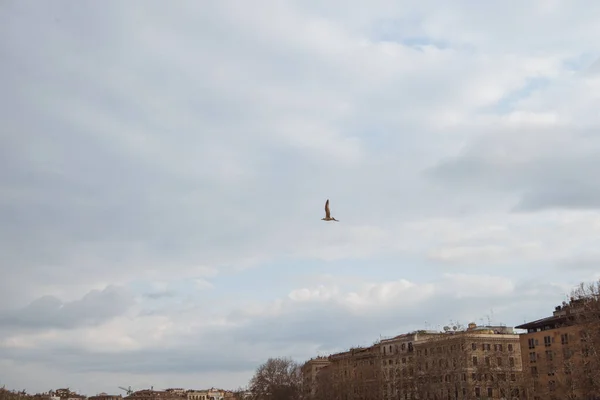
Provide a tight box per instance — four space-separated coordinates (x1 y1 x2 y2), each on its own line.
2 0 600 395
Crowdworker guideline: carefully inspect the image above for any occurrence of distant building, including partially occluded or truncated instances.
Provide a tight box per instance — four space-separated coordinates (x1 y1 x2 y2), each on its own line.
185 391 208 400
88 394 122 400
163 390 185 397
49 389 85 400
125 390 179 400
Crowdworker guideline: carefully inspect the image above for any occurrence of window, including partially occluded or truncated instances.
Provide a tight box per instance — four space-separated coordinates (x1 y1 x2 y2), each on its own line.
485 356 490 366
545 350 553 361
561 333 569 345
508 344 513 351
528 338 535 349
402 357 406 364
475 387 481 398
529 352 536 362
472 356 478 366
544 336 551 347
497 357 502 366
472 343 477 350
487 388 492 397
401 343 406 351
509 357 515 367
531 366 538 376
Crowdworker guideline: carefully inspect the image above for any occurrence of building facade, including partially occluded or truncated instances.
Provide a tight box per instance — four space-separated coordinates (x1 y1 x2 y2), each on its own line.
379 324 524 400
516 296 600 399
302 323 525 400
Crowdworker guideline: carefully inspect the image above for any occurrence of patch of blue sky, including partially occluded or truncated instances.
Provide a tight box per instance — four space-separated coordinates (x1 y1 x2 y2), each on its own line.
562 52 599 72
128 277 212 300
367 17 461 52
483 76 551 114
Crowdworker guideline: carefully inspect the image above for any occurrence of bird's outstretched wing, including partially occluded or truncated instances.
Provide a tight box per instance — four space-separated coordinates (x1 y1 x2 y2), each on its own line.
325 199 331 218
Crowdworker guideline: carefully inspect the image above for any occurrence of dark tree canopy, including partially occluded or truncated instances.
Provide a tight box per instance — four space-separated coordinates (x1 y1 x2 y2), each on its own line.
249 357 302 400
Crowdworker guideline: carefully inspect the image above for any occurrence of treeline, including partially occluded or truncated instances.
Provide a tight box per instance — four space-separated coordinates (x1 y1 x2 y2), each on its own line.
0 388 30 400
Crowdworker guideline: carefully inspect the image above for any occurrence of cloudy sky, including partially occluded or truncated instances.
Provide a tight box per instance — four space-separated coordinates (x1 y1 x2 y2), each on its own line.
2 0 600 394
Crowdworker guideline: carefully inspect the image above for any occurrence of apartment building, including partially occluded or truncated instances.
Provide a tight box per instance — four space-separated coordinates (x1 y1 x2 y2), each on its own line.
303 323 524 400
303 344 381 400
516 296 600 399
379 324 523 400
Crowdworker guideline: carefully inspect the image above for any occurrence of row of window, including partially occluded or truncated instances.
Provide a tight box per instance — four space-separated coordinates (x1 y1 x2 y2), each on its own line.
470 343 514 352
528 333 571 349
528 350 554 362
472 355 516 367
381 385 520 399
382 341 515 356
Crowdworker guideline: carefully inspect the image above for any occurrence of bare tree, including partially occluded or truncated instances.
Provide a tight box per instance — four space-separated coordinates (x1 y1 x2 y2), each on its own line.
308 344 382 400
567 280 600 398
312 365 336 400
249 357 302 400
518 280 600 400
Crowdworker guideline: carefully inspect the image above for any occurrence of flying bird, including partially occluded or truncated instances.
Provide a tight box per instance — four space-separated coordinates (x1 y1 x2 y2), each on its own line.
322 199 339 222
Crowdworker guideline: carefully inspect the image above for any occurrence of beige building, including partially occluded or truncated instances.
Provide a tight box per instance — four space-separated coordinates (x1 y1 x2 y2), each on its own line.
379 324 523 400
516 296 600 399
301 345 381 400
303 323 525 400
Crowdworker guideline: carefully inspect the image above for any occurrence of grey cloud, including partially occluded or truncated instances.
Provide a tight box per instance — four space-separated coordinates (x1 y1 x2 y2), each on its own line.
0 277 579 381
0 344 258 375
426 128 600 212
0 285 134 330
226 282 566 352
555 254 600 272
